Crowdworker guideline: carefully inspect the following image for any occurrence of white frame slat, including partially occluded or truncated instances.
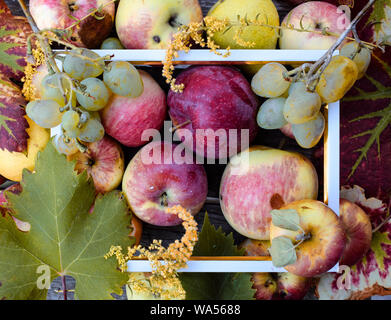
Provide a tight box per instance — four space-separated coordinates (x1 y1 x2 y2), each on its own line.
52 50 340 273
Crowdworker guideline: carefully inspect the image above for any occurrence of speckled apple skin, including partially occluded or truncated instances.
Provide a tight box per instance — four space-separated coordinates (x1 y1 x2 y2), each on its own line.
122 141 208 226
102 70 167 148
220 146 318 240
270 200 346 277
168 66 259 159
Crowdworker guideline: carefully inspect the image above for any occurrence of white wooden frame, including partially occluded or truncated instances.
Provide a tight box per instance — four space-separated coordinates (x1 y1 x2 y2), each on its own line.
53 49 340 273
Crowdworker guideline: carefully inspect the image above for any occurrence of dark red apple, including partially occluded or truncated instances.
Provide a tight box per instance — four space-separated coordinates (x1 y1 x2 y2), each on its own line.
68 135 124 194
0 175 5 186
167 66 259 160
122 141 208 226
240 239 311 300
339 198 372 266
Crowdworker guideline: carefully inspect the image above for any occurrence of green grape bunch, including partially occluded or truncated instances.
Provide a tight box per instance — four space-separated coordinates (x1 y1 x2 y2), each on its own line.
27 47 144 156
252 39 372 150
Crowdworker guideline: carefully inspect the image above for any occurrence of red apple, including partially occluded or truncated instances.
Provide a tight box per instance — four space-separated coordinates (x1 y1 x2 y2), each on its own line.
68 135 124 194
101 70 167 148
29 0 115 48
220 146 318 240
280 1 351 50
0 175 5 186
339 198 372 266
270 200 346 277
240 239 311 300
168 66 259 160
122 141 208 226
115 0 203 49
130 215 143 246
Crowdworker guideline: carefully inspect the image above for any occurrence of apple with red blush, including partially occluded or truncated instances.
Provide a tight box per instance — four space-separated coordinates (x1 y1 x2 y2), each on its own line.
220 146 318 240
270 199 346 277
101 70 167 148
122 141 208 226
29 0 115 48
168 66 259 160
115 0 203 49
280 1 351 50
68 135 124 194
339 198 372 266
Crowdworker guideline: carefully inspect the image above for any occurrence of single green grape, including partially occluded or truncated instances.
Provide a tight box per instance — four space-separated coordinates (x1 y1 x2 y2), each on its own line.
292 113 325 149
78 118 105 143
63 49 105 80
40 73 76 107
52 135 79 156
101 37 124 49
257 97 287 129
283 82 321 124
76 78 110 111
251 62 291 98
340 41 371 80
26 99 62 128
103 61 143 97
62 110 80 138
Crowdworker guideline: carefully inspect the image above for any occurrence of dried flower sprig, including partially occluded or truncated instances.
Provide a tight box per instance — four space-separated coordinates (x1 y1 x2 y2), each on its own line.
162 9 382 93
105 205 198 300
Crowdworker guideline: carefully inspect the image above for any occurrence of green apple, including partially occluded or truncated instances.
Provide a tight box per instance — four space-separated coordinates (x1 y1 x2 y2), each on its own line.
207 0 280 49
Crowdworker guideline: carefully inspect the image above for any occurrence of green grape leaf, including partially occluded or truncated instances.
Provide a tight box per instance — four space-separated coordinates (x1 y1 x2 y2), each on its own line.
0 73 29 152
179 212 256 300
269 236 297 268
0 0 32 81
271 209 300 231
0 142 132 300
367 0 391 45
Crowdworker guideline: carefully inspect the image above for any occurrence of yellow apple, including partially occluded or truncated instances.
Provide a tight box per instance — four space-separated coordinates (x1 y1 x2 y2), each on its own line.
0 116 50 182
207 0 279 49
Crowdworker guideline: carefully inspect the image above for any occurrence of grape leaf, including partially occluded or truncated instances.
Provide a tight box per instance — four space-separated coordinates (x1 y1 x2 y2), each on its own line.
367 0 391 45
317 186 391 300
0 142 132 300
0 73 29 152
0 0 32 82
340 49 391 200
179 213 256 300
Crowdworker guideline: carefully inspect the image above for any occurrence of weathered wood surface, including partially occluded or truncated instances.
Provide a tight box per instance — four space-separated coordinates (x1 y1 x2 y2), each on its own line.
3 0 302 300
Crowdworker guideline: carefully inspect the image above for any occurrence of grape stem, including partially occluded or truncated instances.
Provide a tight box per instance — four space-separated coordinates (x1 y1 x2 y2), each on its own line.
304 0 377 91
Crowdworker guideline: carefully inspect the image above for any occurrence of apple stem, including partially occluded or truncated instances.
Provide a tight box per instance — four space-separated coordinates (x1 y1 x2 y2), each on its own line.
169 120 191 133
295 232 311 243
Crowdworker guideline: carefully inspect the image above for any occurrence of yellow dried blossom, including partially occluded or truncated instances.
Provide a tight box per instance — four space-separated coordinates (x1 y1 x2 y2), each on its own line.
105 205 198 300
22 41 45 101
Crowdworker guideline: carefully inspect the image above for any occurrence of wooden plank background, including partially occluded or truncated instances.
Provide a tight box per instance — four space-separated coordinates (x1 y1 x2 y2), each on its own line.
4 0 313 300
